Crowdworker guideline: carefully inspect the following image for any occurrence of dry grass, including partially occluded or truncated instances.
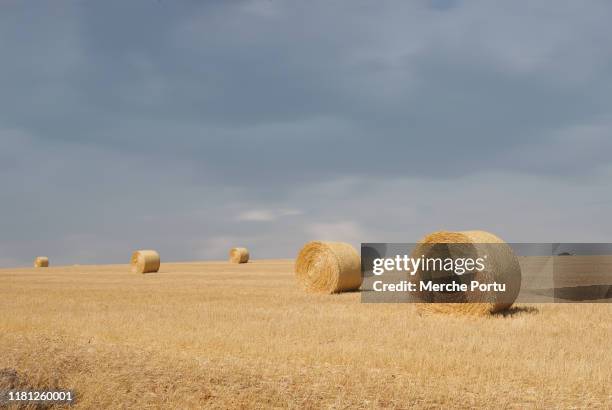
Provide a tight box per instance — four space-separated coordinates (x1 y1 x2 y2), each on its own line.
0 260 610 409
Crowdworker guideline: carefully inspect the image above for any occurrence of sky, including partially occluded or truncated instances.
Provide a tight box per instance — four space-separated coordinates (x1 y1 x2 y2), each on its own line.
2 0 612 266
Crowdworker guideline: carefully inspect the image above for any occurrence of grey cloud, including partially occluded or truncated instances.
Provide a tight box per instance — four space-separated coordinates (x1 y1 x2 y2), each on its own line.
1 1 612 266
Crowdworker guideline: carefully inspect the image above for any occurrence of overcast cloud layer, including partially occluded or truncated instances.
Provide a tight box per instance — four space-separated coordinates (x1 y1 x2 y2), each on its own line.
2 1 612 266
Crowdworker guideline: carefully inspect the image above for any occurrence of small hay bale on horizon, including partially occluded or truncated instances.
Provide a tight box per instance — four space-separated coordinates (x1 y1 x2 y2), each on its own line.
130 250 160 273
295 241 362 294
34 256 49 268
229 247 250 264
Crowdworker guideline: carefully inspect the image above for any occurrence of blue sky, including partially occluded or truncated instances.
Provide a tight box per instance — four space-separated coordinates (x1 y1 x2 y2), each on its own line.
2 1 612 266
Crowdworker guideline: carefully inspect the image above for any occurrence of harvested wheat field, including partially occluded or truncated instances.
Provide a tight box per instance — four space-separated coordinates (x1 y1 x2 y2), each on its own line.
0 260 610 409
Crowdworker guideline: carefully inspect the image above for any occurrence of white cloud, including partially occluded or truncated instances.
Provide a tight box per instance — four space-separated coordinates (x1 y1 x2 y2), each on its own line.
306 221 366 245
236 208 303 222
236 210 277 222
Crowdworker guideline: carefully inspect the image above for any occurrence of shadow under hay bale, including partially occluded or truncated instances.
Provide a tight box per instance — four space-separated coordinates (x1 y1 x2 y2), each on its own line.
492 306 539 317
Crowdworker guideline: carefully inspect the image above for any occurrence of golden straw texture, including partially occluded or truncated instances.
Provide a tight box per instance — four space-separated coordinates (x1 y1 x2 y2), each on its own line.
295 241 362 293
229 247 250 264
408 230 521 315
34 256 49 268
130 250 160 274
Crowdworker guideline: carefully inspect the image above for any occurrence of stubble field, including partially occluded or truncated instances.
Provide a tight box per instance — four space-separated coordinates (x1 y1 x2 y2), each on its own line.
0 260 610 409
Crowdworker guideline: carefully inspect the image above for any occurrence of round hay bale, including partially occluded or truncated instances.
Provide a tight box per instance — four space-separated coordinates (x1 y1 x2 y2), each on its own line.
295 241 362 293
409 230 521 315
229 247 250 264
34 256 49 268
130 250 160 273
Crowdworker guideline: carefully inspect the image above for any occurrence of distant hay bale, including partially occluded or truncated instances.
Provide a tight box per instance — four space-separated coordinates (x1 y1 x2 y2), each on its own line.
130 250 160 273
229 247 250 264
34 256 49 268
408 230 521 315
295 241 362 293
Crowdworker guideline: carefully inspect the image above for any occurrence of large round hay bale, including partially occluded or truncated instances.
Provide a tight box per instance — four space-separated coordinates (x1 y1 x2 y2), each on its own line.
34 256 49 268
130 250 160 273
409 230 521 315
229 247 249 264
295 241 362 293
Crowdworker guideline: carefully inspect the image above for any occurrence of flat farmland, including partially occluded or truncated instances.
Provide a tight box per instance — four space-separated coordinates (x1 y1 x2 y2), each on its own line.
0 259 610 408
